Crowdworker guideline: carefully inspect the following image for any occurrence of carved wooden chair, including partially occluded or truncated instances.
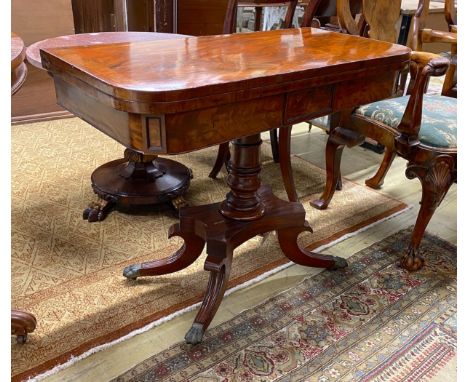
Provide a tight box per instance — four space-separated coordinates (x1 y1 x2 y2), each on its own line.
364 0 457 189
309 1 456 271
209 0 299 178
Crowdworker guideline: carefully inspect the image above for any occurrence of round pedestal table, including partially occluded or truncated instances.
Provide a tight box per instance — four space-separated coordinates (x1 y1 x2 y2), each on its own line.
27 32 193 222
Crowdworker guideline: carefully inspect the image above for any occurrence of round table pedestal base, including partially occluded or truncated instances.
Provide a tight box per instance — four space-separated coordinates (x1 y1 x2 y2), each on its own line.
83 156 192 222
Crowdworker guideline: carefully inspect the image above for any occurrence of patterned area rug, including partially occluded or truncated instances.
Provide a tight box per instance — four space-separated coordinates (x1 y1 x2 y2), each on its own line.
114 229 457 382
12 119 407 381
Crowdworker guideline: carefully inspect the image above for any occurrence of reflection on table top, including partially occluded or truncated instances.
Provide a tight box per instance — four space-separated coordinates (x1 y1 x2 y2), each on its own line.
41 28 410 104
26 31 187 70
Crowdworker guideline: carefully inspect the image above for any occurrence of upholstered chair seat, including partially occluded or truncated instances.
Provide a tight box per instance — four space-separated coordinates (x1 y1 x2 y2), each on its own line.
356 95 457 148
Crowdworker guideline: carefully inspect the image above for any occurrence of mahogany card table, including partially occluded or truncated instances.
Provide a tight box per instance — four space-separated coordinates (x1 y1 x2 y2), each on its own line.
41 27 410 344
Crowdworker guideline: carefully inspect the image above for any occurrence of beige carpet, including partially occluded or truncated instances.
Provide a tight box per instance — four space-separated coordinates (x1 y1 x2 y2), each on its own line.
11 118 407 381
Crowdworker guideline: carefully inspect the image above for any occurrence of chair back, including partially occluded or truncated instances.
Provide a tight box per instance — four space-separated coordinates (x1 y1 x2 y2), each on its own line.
445 0 457 29
409 0 430 50
301 0 361 29
337 0 402 42
224 0 299 34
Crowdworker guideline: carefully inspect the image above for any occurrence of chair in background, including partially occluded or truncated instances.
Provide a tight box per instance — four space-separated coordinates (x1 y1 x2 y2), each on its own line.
441 0 457 98
236 0 298 32
301 0 362 31
310 0 456 271
209 0 299 178
444 0 456 31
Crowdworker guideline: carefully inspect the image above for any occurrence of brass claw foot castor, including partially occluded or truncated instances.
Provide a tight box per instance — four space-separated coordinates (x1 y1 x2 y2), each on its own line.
329 256 348 270
185 323 205 345
123 264 142 280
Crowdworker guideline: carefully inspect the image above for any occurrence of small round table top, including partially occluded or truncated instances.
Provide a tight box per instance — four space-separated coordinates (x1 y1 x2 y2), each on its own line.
26 31 188 70
11 32 26 70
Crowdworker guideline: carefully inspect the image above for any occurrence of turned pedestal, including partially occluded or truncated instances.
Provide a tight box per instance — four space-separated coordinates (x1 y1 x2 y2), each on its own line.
123 135 347 344
83 150 192 222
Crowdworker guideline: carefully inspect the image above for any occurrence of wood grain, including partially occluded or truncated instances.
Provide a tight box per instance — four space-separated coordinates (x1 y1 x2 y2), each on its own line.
42 28 409 154
41 28 409 109
27 31 186 69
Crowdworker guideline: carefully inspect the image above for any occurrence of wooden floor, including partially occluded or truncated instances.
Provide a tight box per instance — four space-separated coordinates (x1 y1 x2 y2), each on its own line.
40 123 457 382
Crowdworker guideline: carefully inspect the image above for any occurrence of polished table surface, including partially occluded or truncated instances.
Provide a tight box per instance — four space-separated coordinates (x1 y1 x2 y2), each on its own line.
42 28 409 153
42 28 407 106
27 31 186 69
42 27 410 344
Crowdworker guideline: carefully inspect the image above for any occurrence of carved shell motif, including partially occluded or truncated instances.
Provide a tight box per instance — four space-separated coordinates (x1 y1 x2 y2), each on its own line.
425 158 453 191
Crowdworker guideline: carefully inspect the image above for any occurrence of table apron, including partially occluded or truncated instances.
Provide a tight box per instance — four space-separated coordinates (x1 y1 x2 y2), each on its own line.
53 70 399 155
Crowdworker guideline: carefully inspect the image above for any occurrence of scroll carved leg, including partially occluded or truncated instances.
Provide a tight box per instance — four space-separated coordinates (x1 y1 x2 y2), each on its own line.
277 222 348 269
123 223 205 280
402 155 455 271
311 138 345 210
209 142 231 179
279 125 298 202
365 148 396 189
185 246 233 344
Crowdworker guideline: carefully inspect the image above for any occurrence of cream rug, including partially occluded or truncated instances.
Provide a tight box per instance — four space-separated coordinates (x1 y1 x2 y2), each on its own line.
11 118 407 381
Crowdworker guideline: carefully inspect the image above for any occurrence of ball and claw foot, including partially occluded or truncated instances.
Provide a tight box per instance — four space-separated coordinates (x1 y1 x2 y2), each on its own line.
400 247 425 272
329 256 348 270
83 198 115 222
123 264 142 280
16 335 27 344
185 323 205 345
